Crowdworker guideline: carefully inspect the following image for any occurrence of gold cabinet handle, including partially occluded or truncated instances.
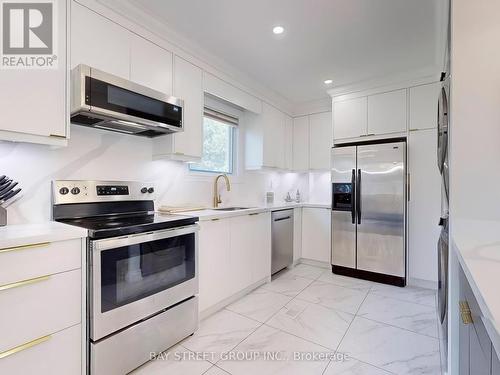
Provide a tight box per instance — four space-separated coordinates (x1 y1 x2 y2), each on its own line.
459 300 473 325
211 218 220 221
0 335 51 359
248 213 260 216
0 242 50 254
0 274 50 292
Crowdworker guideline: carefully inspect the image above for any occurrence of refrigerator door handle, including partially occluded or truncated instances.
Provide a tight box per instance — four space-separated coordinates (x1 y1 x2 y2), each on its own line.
357 169 362 224
351 169 356 224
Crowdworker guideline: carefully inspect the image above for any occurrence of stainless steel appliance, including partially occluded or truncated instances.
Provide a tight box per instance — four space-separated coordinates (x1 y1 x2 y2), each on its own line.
52 180 199 375
331 139 406 286
437 73 450 373
71 65 183 137
271 209 294 274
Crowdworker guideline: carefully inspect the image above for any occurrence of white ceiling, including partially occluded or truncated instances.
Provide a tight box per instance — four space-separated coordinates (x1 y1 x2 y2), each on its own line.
127 0 445 104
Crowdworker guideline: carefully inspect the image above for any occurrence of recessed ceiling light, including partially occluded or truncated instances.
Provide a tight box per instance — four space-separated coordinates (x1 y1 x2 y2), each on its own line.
273 26 284 35
324 79 333 85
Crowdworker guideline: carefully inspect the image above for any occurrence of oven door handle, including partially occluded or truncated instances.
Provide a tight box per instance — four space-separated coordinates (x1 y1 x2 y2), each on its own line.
91 224 199 252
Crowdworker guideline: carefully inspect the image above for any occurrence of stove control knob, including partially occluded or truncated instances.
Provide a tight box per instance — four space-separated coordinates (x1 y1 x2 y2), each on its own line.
148 187 154 194
59 187 69 195
71 187 81 195
141 187 148 194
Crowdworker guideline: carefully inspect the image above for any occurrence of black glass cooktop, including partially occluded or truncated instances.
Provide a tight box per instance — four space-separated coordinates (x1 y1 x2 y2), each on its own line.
59 212 198 239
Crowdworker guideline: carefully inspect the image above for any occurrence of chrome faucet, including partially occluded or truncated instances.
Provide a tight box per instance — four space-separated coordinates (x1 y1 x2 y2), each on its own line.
213 174 231 208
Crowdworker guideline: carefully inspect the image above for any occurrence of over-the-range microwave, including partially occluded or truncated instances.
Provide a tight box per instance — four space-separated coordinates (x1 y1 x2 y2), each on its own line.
70 64 183 137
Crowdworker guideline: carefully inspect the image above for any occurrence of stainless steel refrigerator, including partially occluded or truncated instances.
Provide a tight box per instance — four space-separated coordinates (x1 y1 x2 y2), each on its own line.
331 139 406 286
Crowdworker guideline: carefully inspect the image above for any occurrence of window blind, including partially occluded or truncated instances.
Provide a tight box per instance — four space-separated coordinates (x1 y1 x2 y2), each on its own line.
204 107 239 127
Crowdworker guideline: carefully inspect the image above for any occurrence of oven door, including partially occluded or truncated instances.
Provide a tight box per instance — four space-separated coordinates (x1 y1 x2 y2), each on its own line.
90 224 198 341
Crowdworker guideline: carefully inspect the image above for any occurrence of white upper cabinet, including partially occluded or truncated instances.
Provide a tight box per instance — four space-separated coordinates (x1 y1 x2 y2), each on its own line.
203 73 262 114
130 35 173 94
333 97 368 139
71 2 130 78
292 116 310 171
245 102 287 170
367 89 407 135
153 56 203 161
262 102 286 169
0 0 68 145
309 112 333 170
409 82 440 130
284 115 294 170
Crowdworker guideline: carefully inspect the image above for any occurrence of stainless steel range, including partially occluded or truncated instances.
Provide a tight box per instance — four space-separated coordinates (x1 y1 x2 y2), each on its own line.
52 180 199 375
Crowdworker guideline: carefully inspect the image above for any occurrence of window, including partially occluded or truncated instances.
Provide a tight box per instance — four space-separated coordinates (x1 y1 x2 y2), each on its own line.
189 109 237 174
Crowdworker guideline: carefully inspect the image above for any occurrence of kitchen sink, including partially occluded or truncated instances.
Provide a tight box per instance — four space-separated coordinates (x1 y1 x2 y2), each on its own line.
213 207 253 211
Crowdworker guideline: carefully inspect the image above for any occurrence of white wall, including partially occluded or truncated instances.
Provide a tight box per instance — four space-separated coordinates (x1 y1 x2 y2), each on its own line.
0 126 312 225
450 0 500 222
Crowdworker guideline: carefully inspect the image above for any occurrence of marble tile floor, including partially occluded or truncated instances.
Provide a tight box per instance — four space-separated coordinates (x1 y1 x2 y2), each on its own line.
132 263 442 375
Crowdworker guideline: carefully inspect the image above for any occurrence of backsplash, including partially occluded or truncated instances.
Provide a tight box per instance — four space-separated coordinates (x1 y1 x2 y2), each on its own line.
0 126 320 225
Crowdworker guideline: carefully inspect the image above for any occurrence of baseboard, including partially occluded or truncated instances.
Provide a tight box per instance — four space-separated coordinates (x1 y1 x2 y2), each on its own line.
298 258 330 269
332 265 406 287
407 277 438 290
199 276 270 320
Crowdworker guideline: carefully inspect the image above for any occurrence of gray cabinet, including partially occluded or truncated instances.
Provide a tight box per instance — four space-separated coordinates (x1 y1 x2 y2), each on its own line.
459 265 499 375
493 351 500 375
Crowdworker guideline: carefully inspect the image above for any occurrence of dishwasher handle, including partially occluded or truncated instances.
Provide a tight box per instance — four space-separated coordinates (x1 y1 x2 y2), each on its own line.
274 216 292 222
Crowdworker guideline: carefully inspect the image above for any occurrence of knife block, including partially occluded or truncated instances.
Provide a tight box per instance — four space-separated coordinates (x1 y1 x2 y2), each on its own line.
0 206 6 226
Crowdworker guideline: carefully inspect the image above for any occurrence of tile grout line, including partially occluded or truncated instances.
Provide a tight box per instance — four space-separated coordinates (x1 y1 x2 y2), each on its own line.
319 281 372 375
216 267 335 373
342 354 399 375
201 364 231 375
211 313 265 368
354 314 440 340
367 288 437 309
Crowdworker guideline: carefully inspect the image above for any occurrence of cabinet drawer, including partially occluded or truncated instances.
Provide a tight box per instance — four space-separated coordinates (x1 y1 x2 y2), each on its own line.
0 324 81 375
0 269 81 353
0 239 82 286
463 278 492 364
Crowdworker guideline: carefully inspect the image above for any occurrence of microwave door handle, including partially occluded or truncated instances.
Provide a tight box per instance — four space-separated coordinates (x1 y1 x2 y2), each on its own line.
357 169 362 224
351 169 356 224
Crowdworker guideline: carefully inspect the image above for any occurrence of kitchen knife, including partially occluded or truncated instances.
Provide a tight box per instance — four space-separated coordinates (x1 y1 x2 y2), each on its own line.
0 182 17 196
0 188 21 204
0 179 12 190
0 175 6 184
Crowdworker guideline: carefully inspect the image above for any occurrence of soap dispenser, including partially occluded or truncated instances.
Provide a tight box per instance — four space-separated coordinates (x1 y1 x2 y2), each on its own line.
295 189 301 203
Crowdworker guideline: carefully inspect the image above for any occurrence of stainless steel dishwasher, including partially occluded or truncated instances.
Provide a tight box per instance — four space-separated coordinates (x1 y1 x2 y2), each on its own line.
271 209 294 274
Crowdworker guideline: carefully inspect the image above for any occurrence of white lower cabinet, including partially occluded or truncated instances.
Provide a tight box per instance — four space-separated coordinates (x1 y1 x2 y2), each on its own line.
229 215 255 295
199 212 271 313
0 324 81 375
0 269 81 353
250 213 272 282
301 207 331 263
0 238 83 374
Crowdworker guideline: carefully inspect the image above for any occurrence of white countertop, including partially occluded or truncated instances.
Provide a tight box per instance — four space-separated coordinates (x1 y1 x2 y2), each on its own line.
0 221 88 249
177 202 330 221
452 219 500 356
